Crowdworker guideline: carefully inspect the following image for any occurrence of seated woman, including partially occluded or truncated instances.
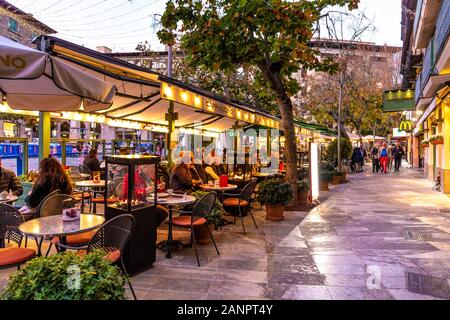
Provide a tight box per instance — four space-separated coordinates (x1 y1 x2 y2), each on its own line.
83 149 104 177
121 164 168 226
24 157 72 210
170 161 196 193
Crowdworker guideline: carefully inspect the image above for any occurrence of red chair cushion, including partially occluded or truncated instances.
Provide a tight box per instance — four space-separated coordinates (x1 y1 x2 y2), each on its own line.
73 192 91 200
172 216 208 227
77 249 121 263
223 198 248 207
0 247 35 266
51 230 97 245
92 197 117 204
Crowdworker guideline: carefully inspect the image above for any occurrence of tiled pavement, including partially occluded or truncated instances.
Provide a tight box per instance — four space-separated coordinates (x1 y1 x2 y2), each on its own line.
1 167 450 300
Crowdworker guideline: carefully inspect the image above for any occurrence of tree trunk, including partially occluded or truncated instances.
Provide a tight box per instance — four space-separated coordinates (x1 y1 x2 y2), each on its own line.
339 120 349 139
259 62 298 200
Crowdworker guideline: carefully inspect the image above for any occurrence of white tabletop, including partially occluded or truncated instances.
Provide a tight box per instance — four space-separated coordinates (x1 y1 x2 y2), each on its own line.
75 180 105 188
0 195 18 204
200 184 238 191
19 214 104 238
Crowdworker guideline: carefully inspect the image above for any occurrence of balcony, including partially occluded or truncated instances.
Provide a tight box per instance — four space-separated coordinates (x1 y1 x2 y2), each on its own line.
414 0 450 106
413 0 443 50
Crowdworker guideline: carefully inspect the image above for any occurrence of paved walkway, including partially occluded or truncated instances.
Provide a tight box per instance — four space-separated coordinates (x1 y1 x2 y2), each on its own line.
1 168 450 300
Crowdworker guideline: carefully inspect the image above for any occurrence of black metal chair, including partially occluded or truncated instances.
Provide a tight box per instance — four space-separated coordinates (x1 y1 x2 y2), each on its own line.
78 164 92 176
0 204 36 270
56 214 137 300
223 180 258 234
172 192 220 267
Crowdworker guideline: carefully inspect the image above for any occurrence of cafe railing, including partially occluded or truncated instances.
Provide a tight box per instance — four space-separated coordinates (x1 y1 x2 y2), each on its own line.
413 0 424 40
434 0 450 62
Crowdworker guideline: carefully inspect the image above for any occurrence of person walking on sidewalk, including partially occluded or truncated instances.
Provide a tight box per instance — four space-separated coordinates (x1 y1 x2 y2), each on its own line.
392 141 405 172
378 142 390 174
371 143 380 173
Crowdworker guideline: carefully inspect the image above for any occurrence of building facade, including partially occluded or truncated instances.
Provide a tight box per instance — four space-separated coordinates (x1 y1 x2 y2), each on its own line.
401 0 450 192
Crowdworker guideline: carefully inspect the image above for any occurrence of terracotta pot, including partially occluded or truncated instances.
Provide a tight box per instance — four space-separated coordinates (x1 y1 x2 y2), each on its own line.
319 179 329 191
338 172 348 183
265 204 284 221
193 223 214 245
296 190 308 204
431 140 444 145
331 175 340 185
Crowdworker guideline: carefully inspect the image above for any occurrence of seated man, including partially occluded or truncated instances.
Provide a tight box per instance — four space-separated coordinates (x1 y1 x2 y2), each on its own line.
0 157 23 196
170 152 197 193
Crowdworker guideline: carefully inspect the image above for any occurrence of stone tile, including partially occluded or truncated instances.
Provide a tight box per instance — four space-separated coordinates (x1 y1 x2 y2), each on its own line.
315 264 367 276
213 270 268 284
149 277 212 294
270 284 332 300
207 294 269 300
324 275 369 287
143 290 208 300
208 280 270 298
217 259 267 272
268 273 326 286
327 286 394 300
312 254 365 265
388 289 442 300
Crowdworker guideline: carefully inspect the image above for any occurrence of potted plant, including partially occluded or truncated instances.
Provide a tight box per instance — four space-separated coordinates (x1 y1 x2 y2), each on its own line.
256 178 293 221
0 251 127 300
188 190 224 244
429 134 444 145
421 139 429 148
319 162 335 191
296 178 310 204
335 170 348 184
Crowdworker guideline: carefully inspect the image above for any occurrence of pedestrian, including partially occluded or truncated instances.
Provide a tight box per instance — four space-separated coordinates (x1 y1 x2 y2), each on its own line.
388 143 395 172
392 141 405 172
378 142 390 174
351 147 363 172
359 144 366 170
371 143 380 173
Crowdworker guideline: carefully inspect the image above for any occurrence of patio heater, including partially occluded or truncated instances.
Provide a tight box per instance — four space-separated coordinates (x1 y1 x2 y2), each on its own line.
104 154 161 274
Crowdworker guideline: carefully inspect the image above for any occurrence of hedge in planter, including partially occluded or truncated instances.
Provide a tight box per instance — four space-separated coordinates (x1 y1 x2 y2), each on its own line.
0 251 127 300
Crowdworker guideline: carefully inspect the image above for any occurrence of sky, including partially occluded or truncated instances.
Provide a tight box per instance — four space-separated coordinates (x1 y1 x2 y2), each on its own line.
7 0 403 52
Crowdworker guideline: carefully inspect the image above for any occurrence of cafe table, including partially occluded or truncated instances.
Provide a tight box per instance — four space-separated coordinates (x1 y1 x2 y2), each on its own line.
0 194 18 205
153 194 196 258
74 180 106 212
19 214 104 256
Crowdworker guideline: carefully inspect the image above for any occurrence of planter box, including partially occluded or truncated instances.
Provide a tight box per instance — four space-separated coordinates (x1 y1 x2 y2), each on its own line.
265 204 284 221
319 179 329 191
430 140 444 145
331 175 340 185
421 143 429 148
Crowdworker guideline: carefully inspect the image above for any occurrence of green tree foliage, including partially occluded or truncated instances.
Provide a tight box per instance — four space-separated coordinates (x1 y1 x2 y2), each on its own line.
157 0 360 197
325 138 352 161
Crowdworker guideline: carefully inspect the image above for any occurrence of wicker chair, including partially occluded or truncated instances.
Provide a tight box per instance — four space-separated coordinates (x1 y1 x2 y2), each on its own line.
223 180 258 234
56 214 137 300
0 204 36 270
172 192 220 267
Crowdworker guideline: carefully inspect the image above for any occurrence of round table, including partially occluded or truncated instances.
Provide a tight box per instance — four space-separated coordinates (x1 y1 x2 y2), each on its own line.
155 194 196 258
74 180 106 212
199 184 238 192
0 195 18 205
19 214 104 256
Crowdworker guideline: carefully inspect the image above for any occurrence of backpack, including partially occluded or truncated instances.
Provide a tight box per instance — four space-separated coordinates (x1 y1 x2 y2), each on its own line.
381 149 387 157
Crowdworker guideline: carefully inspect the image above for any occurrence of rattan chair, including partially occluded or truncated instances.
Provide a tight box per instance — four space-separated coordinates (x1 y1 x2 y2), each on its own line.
56 214 137 300
223 180 258 234
0 204 36 270
172 192 220 267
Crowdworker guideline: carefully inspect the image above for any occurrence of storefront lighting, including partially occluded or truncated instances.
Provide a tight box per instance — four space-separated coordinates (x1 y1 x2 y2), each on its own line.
180 90 188 103
194 95 202 107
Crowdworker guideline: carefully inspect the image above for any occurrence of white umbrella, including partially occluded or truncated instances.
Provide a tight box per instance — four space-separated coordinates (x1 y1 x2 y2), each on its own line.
363 135 386 141
0 36 115 112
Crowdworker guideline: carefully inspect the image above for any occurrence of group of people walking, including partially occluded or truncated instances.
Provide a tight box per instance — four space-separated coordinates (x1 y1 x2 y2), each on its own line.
371 141 405 174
